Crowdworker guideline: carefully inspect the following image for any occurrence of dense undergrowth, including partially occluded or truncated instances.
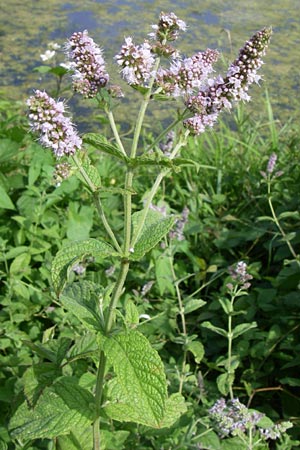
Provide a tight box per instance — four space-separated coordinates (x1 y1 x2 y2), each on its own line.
1 91 300 449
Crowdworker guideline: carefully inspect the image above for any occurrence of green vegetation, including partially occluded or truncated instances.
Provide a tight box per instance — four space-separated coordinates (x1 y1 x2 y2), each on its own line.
1 12 300 449
1 90 300 448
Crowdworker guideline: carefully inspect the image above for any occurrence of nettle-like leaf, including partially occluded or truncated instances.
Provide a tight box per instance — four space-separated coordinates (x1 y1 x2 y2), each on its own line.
56 425 93 450
201 321 228 338
232 322 257 339
157 393 187 428
76 153 102 190
83 133 129 163
130 210 175 261
51 238 118 295
9 377 94 441
60 281 104 332
103 329 167 427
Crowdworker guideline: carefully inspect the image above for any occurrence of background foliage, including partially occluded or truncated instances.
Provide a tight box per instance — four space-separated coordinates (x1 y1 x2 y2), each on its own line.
1 92 300 448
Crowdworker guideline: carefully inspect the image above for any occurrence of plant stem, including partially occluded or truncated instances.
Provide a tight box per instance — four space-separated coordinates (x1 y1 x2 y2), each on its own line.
72 154 122 253
267 180 298 260
105 108 127 157
93 58 161 450
227 289 237 401
168 252 187 394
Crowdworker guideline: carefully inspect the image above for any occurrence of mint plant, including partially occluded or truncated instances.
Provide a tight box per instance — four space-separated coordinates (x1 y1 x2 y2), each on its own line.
8 12 273 449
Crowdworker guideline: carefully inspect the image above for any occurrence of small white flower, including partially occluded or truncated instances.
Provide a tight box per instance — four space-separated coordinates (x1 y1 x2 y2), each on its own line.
40 50 56 62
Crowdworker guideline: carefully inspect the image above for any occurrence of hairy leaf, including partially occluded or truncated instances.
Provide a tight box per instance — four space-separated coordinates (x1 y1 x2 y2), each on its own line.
60 281 103 332
103 330 167 427
130 211 175 261
83 133 128 162
51 238 117 294
9 377 94 440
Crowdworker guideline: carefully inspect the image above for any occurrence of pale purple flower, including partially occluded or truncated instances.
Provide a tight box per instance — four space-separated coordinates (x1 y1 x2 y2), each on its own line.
27 90 82 159
261 153 283 179
115 37 155 86
267 152 277 174
53 162 72 186
185 27 272 135
156 49 219 97
149 12 187 42
65 30 109 98
183 113 218 135
228 261 253 290
169 206 189 241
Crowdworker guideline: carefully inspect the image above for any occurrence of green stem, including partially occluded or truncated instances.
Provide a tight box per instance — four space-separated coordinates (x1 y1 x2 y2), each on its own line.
227 290 236 400
93 193 122 253
131 131 189 248
267 180 298 260
168 252 187 394
72 155 121 253
106 108 127 157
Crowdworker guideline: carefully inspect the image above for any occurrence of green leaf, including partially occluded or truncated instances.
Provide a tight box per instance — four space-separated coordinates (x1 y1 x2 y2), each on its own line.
217 372 234 396
83 133 128 162
157 393 187 428
103 330 167 427
218 297 232 314
0 138 20 163
51 238 118 294
232 322 257 339
23 363 61 407
0 185 15 210
186 341 205 364
201 321 228 338
130 211 175 261
60 281 104 332
76 154 101 190
184 298 206 314
9 377 94 440
9 253 31 276
125 299 140 327
56 426 93 450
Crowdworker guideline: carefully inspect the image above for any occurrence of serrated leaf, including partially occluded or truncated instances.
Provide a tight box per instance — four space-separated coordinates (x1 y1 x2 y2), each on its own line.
51 238 117 294
218 297 232 314
130 213 175 261
186 341 205 363
157 393 187 428
23 363 61 407
217 372 234 396
0 185 15 210
125 299 140 327
103 330 167 427
232 322 257 339
9 377 94 440
201 321 228 338
76 154 101 190
60 281 103 332
56 425 93 450
184 298 206 314
83 133 128 162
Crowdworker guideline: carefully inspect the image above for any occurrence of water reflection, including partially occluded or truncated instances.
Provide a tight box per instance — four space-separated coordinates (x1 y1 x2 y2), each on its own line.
1 0 299 125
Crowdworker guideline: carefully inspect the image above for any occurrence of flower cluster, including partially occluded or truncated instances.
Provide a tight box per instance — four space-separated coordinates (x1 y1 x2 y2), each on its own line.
228 261 253 290
27 90 82 159
156 49 219 97
209 398 292 441
184 27 272 135
115 37 155 86
209 398 264 437
40 41 61 62
65 30 109 98
169 206 189 241
149 11 187 42
260 153 284 179
53 162 72 186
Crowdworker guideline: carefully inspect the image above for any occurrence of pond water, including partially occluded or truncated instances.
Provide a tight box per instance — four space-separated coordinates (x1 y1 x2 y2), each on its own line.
1 0 299 128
